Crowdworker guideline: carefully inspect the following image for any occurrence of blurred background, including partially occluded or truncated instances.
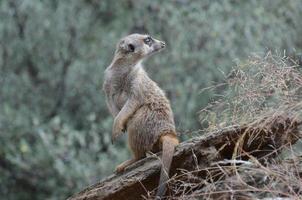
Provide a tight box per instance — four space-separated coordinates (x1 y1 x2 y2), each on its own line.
0 0 302 199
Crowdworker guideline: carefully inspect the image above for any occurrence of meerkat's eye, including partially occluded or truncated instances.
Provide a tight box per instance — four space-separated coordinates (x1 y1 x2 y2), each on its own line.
144 36 153 46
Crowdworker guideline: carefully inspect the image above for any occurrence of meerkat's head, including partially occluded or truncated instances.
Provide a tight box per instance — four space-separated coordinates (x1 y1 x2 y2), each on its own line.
114 33 165 64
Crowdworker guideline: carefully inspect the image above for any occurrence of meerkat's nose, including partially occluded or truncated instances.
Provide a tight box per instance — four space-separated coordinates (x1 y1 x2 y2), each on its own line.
161 41 166 48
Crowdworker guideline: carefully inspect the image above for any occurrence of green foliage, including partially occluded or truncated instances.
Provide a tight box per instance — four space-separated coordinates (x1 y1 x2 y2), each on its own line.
0 0 302 199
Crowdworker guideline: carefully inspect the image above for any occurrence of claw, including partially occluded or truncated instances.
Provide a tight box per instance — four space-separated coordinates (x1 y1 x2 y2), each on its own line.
111 131 120 144
111 134 117 144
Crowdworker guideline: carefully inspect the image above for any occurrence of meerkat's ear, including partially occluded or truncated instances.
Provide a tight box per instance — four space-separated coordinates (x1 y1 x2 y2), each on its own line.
119 40 135 53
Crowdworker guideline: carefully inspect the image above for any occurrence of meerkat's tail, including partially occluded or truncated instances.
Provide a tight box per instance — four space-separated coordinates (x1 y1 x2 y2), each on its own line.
156 133 179 199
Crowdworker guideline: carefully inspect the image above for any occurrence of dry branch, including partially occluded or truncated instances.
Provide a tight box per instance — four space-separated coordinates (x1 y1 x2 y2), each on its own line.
68 117 301 200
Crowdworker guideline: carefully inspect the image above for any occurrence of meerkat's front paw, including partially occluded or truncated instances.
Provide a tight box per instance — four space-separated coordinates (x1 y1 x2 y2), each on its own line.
112 119 125 143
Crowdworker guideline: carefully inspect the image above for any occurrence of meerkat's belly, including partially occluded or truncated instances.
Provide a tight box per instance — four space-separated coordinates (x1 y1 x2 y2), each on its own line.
127 105 176 155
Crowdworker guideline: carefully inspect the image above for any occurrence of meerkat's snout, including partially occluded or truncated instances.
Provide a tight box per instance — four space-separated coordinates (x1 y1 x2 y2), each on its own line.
158 41 166 50
151 39 166 54
160 41 166 48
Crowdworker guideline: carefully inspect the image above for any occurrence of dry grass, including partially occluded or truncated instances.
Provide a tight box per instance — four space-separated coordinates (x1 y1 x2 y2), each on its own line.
151 53 302 200
167 150 302 200
200 52 302 131
197 53 302 200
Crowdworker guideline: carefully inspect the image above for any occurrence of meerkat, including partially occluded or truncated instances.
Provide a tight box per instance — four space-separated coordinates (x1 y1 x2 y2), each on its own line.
103 33 179 198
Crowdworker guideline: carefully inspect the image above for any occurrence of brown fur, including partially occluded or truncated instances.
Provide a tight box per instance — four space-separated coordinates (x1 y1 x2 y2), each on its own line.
103 34 179 198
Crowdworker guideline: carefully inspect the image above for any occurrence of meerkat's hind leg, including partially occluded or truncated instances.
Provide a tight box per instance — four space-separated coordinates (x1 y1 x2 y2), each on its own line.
115 158 137 173
115 153 145 173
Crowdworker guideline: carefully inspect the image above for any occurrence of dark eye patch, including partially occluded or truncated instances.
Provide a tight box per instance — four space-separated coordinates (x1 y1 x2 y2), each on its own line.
143 36 153 46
